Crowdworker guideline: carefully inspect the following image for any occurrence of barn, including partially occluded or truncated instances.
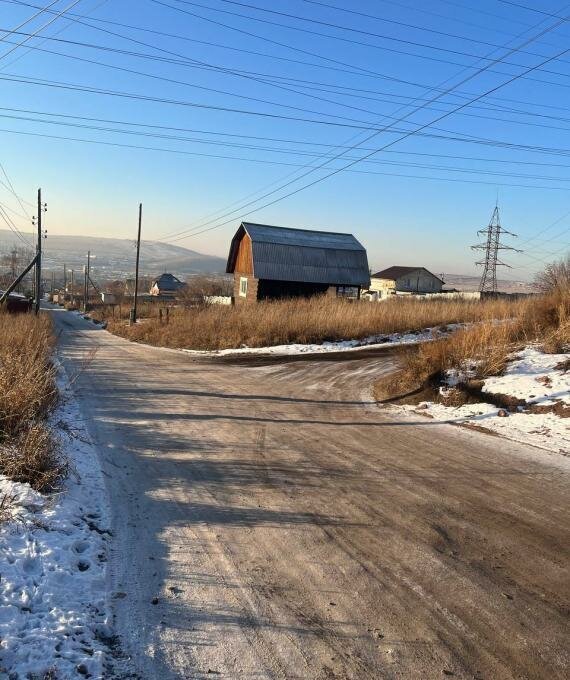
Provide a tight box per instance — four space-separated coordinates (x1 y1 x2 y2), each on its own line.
226 222 370 303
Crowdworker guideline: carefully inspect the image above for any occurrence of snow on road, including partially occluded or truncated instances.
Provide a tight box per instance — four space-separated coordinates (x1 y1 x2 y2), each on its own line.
399 346 569 455
0 370 112 679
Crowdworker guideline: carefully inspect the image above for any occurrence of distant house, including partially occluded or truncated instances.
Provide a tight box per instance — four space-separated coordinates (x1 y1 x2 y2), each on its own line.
369 266 444 299
226 222 370 303
150 273 186 298
100 292 116 304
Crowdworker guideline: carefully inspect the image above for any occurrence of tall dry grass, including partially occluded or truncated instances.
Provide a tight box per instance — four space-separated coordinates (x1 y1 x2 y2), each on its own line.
376 289 569 400
108 295 533 351
0 313 57 435
0 312 64 492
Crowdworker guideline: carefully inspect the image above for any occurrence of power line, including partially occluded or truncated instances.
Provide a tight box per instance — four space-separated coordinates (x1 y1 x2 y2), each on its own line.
517 209 570 248
0 0 110 70
6 104 570 166
0 0 82 61
495 1 561 18
6 31 570 137
0 160 33 215
156 0 570 236
4 0 570 118
0 200 32 246
220 0 570 67
4 124 570 193
298 0 560 57
4 108 570 186
0 0 60 40
156 0 570 85
153 0 570 94
160 17 570 243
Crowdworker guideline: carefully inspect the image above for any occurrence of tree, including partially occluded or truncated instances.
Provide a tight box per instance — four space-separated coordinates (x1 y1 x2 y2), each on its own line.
534 254 570 293
178 275 233 307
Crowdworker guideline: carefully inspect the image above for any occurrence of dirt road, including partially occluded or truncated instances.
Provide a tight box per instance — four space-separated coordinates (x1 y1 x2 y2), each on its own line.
50 308 569 680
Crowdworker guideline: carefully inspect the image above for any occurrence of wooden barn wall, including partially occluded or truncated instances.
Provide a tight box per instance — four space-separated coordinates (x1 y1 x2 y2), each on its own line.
234 234 253 275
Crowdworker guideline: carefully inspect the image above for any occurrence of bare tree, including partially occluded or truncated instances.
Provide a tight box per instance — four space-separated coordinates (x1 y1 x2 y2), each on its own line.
179 275 233 307
534 254 570 293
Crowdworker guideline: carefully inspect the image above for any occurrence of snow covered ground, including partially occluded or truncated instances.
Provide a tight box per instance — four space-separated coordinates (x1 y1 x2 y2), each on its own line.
399 346 569 455
177 324 462 356
0 370 112 679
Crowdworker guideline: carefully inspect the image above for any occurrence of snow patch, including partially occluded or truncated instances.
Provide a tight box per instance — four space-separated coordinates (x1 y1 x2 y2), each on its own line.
398 346 569 455
482 346 569 407
0 369 112 679
177 324 463 357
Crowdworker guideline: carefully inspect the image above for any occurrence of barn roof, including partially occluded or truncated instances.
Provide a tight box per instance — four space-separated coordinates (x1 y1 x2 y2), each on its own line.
227 222 370 287
372 266 443 283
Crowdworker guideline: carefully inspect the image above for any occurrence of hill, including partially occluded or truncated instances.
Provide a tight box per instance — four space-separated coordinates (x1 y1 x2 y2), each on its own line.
443 273 534 294
0 230 226 277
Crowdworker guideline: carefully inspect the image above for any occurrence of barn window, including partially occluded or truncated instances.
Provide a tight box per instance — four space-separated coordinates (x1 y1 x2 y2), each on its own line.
239 277 248 297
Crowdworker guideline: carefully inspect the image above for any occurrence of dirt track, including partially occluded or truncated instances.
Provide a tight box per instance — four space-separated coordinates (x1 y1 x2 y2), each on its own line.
50 308 570 680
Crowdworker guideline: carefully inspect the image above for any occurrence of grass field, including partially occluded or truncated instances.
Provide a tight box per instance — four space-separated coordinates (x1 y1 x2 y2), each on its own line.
104 295 533 351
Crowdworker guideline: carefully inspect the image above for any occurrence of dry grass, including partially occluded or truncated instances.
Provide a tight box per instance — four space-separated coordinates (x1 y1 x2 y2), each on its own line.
107 295 533 351
0 313 57 436
375 289 569 402
1 424 65 493
0 491 16 523
0 312 65 492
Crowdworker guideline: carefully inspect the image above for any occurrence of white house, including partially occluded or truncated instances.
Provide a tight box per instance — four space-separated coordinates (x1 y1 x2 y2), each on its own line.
369 266 444 299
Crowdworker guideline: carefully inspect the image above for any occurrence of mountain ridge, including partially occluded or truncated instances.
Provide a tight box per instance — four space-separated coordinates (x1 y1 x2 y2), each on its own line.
0 230 226 276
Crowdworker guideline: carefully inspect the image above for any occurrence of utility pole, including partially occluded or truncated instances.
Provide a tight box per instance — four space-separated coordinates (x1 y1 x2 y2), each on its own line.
472 205 521 294
83 251 90 312
130 203 142 325
34 188 47 315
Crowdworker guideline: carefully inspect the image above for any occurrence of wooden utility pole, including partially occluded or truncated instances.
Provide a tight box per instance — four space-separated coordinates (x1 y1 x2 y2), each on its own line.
34 188 42 315
83 251 90 312
130 203 142 325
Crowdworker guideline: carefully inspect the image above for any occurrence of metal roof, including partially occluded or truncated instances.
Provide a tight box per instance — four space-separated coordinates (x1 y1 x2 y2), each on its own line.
242 222 365 251
372 266 443 283
152 273 185 291
227 222 370 286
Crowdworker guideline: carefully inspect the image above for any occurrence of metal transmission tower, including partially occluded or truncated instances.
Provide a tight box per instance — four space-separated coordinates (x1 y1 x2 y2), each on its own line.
471 206 521 293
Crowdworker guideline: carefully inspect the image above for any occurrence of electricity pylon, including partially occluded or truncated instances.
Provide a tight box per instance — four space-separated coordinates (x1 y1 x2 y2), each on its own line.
471 205 521 293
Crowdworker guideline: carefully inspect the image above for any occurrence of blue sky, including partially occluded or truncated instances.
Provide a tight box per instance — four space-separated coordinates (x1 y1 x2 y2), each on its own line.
1 0 569 278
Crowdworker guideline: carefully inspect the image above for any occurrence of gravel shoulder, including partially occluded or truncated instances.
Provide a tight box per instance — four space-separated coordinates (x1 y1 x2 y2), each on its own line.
50 307 570 680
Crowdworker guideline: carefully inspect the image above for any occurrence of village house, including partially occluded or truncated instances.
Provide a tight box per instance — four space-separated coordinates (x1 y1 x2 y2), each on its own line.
149 273 186 298
226 222 370 303
369 266 444 299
